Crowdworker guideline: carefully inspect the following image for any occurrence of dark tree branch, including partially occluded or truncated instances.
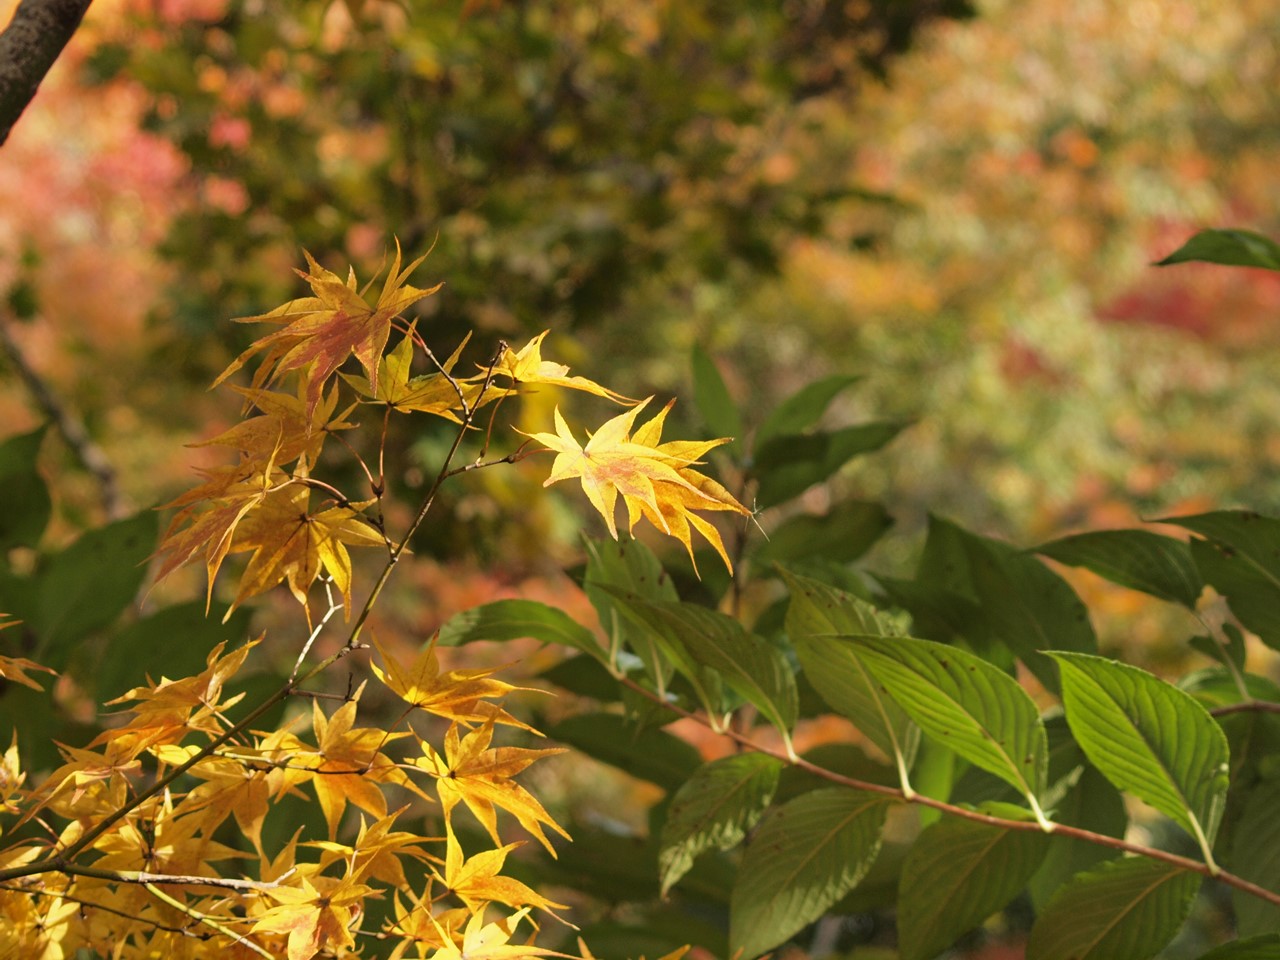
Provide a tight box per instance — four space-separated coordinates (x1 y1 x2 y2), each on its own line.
0 0 93 147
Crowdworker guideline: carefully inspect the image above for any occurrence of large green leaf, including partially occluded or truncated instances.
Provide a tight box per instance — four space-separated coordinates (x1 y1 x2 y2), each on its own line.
782 570 916 767
0 426 50 551
548 713 702 792
1026 858 1200 960
608 595 797 742
730 787 891 957
33 511 158 666
1050 653 1229 853
754 374 862 447
850 635 1048 808
957 523 1096 691
435 597 607 664
690 344 743 455
1035 529 1203 609
1156 229 1280 271
753 500 892 565
1231 779 1280 936
583 537 678 684
658 753 782 895
753 421 906 508
1195 934 1280 959
898 802 1050 960
1163 511 1280 650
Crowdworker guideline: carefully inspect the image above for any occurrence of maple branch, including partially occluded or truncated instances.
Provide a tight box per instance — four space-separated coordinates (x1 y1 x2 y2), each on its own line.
291 577 342 681
615 675 1280 910
0 312 127 518
0 0 92 147
145 882 274 959
59 862 296 892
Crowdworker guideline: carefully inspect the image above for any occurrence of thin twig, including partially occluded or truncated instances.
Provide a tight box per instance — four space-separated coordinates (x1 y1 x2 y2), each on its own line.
144 882 274 959
0 881 202 937
1209 700 1280 717
0 312 126 518
62 862 296 892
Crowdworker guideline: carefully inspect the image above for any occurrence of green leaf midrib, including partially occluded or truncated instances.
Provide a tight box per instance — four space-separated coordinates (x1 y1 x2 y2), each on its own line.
1068 866 1187 959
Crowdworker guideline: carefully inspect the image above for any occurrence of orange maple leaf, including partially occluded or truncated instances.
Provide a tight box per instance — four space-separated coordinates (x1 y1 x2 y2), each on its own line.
190 382 356 470
0 654 55 692
426 905 567 960
522 399 750 571
226 483 386 618
413 721 568 856
216 242 442 414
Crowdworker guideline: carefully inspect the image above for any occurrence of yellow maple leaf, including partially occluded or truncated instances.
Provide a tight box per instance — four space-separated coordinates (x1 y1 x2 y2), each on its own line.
413 721 568 856
344 325 506 421
438 826 569 918
303 697 411 839
253 869 374 960
370 636 536 731
493 331 634 404
522 399 750 572
427 906 568 960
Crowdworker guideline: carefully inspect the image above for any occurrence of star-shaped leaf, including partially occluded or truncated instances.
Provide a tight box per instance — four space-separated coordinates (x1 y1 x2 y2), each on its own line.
493 331 634 404
523 399 749 571
216 242 442 414
413 721 568 855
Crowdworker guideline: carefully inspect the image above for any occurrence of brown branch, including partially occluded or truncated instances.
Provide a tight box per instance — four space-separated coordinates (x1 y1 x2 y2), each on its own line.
0 312 126 518
616 675 1280 909
1209 700 1280 717
0 0 93 147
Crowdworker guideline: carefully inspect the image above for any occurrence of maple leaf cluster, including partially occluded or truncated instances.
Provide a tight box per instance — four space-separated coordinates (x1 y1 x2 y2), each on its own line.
0 244 743 958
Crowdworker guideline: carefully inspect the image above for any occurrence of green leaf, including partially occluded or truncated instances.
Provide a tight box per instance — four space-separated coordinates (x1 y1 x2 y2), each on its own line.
1195 934 1280 959
1035 529 1203 608
0 426 50 551
754 500 892 565
755 374 862 447
609 596 797 743
691 345 742 453
1050 653 1230 853
1028 765 1127 910
1188 624 1247 672
1026 858 1200 960
850 635 1049 809
1156 229 1280 271
730 787 891 957
781 570 917 767
931 518 1096 691
34 511 158 666
1231 779 1280 936
1163 511 1280 650
753 421 906 508
86 600 254 700
548 713 702 791
435 598 607 665
659 754 782 894
898 802 1050 960
584 537 678 684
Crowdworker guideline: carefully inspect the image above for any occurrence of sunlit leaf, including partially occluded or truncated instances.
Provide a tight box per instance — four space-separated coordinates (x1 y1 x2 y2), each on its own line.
1049 652 1229 851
